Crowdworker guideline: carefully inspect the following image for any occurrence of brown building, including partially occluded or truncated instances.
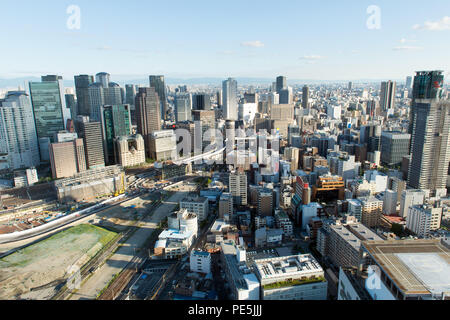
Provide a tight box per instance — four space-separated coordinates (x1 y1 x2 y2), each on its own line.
49 138 86 179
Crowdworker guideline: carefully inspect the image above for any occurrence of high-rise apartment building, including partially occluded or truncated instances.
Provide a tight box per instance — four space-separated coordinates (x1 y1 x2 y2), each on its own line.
0 91 40 169
406 204 442 238
408 71 450 193
229 170 247 206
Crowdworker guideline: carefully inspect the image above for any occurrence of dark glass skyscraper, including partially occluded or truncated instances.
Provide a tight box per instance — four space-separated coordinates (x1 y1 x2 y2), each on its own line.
149 75 167 121
74 74 94 116
276 76 287 93
100 104 131 165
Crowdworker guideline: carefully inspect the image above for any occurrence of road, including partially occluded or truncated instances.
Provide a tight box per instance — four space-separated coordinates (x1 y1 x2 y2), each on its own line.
68 189 194 300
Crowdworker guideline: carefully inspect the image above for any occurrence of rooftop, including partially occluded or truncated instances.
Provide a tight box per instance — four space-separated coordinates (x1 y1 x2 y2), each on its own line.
254 254 324 282
362 239 450 297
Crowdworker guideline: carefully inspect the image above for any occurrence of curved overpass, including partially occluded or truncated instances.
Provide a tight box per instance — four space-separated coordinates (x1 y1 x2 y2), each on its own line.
0 194 131 245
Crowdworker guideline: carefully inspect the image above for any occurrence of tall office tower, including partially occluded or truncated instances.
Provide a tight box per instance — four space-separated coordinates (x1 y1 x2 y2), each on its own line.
125 84 138 125
135 87 161 158
222 78 238 120
276 76 287 93
380 80 396 111
302 85 309 109
405 76 413 90
278 88 292 104
80 121 105 169
229 170 247 206
29 75 71 161
100 104 131 165
149 75 167 121
192 93 211 111
74 74 94 116
348 82 353 91
65 93 77 120
96 72 110 88
175 94 192 122
408 71 449 193
244 92 257 104
217 90 222 108
88 73 122 122
49 138 86 179
0 91 40 169
380 131 411 166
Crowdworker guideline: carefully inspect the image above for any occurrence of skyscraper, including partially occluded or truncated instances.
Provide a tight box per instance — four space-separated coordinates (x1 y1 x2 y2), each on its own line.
135 87 161 158
0 91 40 169
192 93 211 111
100 104 131 165
380 81 396 111
222 78 238 120
302 85 309 109
29 75 71 162
276 76 287 93
125 84 138 125
87 73 123 122
229 170 247 206
149 75 167 121
175 94 192 122
405 76 413 90
74 74 94 116
408 71 449 193
80 121 105 169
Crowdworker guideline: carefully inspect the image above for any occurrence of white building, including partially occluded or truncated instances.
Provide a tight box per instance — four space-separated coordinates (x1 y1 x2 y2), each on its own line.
116 134 145 167
364 170 388 194
383 189 398 215
149 130 177 161
301 202 322 230
238 102 257 124
13 168 38 187
0 91 40 169
399 189 426 218
190 250 211 274
254 254 328 300
406 204 443 238
327 104 341 120
180 196 209 222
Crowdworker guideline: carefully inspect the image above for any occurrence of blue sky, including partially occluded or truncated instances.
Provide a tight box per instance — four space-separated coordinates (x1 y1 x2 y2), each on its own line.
0 0 449 81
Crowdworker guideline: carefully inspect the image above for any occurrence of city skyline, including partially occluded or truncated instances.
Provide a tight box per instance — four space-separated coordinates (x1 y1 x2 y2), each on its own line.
1 0 450 82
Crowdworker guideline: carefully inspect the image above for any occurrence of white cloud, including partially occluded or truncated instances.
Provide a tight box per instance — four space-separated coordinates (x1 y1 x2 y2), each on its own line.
299 55 324 60
393 46 423 51
241 41 265 48
413 16 450 31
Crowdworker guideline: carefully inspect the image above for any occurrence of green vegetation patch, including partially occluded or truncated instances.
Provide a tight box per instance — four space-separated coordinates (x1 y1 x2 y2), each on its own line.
0 224 116 269
263 276 325 290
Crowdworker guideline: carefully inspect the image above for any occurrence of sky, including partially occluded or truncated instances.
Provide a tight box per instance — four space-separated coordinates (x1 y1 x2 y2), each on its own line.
0 0 449 82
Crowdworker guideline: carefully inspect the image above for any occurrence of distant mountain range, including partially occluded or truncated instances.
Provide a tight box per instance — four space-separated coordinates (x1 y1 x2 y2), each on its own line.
0 76 418 89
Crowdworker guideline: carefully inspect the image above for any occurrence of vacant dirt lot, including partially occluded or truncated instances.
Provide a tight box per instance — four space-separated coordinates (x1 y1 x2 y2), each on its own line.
0 224 116 300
